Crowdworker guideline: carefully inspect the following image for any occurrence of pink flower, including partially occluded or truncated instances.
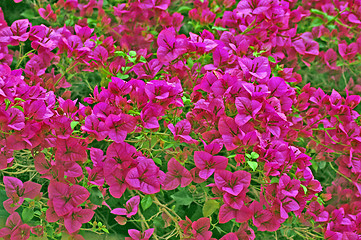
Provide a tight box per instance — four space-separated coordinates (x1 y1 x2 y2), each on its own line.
163 158 192 190
194 151 228 179
125 228 154 240
64 207 94 234
111 196 140 218
126 157 162 194
157 28 187 63
214 170 251 196
48 181 90 216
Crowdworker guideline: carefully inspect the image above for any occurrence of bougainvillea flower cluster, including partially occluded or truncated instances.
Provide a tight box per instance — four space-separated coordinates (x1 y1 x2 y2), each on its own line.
0 0 361 239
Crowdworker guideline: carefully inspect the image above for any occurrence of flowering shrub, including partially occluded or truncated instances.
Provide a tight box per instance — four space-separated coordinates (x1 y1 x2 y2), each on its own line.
0 0 360 239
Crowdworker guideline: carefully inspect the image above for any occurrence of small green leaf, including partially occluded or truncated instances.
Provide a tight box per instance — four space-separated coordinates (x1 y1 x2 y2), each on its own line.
102 228 109 233
319 161 326 169
268 56 276 63
202 200 219 217
153 158 162 166
71 121 79 130
14 98 26 102
171 189 193 206
22 208 34 223
212 26 229 31
12 106 24 112
116 72 129 79
115 51 127 57
227 154 236 159
247 161 258 171
89 188 104 206
245 153 252 159
250 152 259 159
310 17 324 27
20 9 35 19
4 99 11 109
310 160 318 172
129 51 137 57
177 6 192 13
270 178 279 184
140 56 147 63
141 195 153 211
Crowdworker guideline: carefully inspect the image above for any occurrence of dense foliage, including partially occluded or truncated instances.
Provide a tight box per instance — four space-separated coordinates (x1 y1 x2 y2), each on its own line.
0 0 361 239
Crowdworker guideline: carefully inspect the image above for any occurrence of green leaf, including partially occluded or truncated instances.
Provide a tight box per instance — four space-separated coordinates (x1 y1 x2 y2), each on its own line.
171 189 193 206
319 161 326 169
115 51 127 57
202 200 219 217
141 195 153 211
116 72 129 79
12 106 24 112
20 9 35 19
14 98 26 102
247 161 258 171
268 56 276 63
177 6 192 13
71 121 79 130
300 184 308 194
211 26 229 31
245 153 252 159
310 9 327 16
310 160 318 172
270 177 279 184
4 99 11 109
129 51 137 57
22 208 34 223
89 188 104 206
227 154 236 159
250 152 259 159
140 56 147 63
153 158 162 166
310 17 324 27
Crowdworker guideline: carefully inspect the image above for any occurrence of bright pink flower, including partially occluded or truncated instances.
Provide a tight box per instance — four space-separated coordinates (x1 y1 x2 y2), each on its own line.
168 119 198 144
3 177 42 213
238 57 271 80
105 168 128 198
55 138 87 163
48 181 90 216
214 170 251 196
81 114 108 141
194 151 228 179
126 157 162 194
64 207 94 234
191 217 213 240
125 228 154 240
163 158 192 190
236 0 271 16
105 114 136 143
219 203 253 223
157 28 187 63
250 201 280 231
11 224 31 240
38 4 57 21
235 97 262 126
324 49 339 70
278 175 300 198
338 42 358 61
111 196 140 218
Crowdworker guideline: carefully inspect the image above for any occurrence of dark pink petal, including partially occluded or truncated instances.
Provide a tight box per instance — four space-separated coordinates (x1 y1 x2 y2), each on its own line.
22 181 42 199
69 185 90 206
